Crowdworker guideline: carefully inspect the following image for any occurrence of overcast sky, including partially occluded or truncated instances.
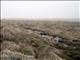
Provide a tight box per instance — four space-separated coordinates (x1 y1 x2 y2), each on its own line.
1 1 80 20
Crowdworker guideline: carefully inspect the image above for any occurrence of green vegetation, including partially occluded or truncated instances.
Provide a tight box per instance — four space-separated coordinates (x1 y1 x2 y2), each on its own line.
20 48 34 55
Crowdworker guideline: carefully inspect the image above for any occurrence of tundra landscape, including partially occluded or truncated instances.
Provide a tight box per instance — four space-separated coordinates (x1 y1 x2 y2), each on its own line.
0 19 80 60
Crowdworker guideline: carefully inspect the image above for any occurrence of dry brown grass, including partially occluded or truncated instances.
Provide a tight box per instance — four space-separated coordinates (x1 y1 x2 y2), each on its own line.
1 20 80 60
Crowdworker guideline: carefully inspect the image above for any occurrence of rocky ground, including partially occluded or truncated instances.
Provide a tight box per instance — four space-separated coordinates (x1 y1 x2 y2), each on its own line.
0 20 80 60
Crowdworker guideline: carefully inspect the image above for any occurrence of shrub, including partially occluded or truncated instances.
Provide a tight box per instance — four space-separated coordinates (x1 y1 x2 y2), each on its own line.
20 48 34 55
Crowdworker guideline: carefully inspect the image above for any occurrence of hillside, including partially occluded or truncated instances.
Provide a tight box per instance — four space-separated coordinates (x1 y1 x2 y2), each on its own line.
0 20 80 60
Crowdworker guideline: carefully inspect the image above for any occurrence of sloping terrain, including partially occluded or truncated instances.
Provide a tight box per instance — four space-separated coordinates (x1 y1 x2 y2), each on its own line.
0 20 80 60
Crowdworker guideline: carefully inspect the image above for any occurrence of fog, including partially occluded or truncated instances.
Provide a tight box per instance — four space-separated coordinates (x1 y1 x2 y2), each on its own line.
1 1 79 21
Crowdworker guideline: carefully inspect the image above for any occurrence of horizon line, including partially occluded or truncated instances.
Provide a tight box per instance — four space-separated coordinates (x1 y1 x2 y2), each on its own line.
1 18 80 20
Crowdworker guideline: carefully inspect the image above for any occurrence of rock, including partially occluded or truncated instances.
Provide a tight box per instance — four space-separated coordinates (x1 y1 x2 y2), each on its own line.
52 37 63 44
40 31 49 35
1 49 36 60
1 41 20 51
